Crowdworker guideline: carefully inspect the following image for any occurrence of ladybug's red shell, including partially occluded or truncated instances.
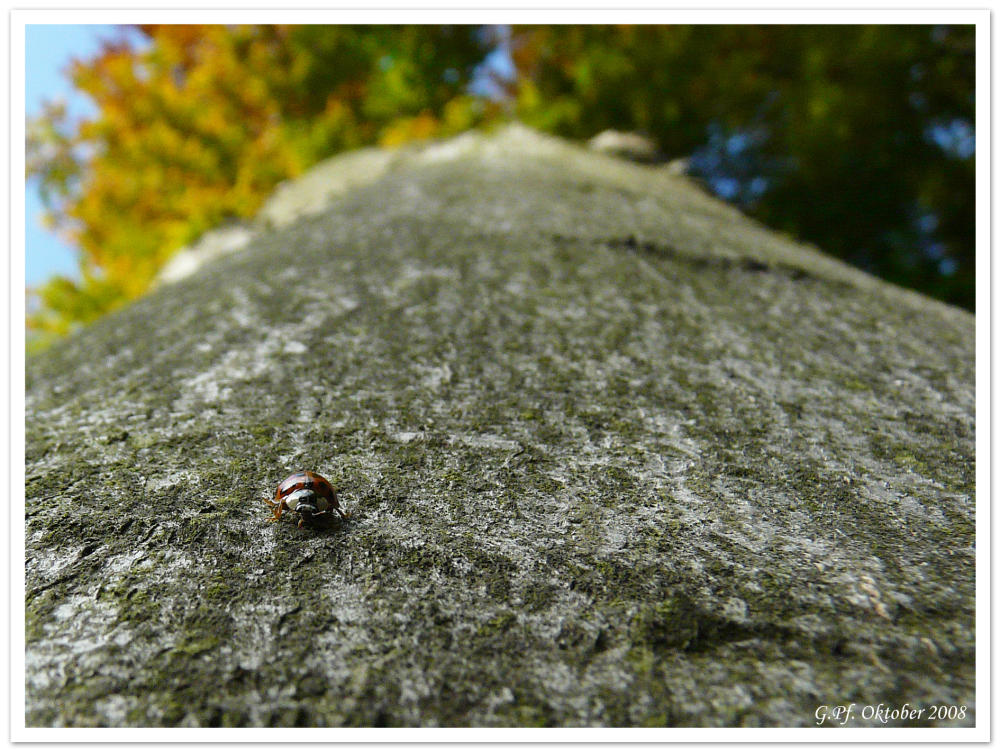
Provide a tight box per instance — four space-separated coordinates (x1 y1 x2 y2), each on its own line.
276 471 338 507
267 471 346 527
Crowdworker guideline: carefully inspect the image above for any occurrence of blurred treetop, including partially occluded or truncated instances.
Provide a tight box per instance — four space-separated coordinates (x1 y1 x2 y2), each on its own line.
26 24 975 347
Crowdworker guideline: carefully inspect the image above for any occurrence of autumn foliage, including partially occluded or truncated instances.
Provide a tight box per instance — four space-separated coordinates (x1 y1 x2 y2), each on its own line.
27 25 975 348
27 25 498 340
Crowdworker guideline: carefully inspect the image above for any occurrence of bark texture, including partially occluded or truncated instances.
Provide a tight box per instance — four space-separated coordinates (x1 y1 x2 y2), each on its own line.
25 125 975 728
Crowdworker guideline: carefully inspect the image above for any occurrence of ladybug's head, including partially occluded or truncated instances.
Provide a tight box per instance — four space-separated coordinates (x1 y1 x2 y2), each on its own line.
285 488 320 519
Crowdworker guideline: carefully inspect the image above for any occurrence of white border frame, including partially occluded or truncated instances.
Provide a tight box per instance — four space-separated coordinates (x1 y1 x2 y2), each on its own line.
9 7 990 743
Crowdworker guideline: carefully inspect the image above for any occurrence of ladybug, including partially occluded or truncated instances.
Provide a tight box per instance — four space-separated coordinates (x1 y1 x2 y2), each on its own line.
266 471 348 528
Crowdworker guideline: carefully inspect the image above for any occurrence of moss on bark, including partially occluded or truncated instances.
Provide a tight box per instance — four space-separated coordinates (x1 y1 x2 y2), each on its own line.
26 126 974 727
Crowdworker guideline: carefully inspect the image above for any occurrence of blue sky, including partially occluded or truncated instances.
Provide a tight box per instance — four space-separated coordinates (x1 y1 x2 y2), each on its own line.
25 25 125 286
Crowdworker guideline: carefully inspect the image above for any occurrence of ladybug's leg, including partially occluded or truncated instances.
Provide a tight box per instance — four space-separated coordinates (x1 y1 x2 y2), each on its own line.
266 496 284 522
331 489 349 520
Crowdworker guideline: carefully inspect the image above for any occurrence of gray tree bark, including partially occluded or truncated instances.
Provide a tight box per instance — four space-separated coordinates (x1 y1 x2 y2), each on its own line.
25 125 975 728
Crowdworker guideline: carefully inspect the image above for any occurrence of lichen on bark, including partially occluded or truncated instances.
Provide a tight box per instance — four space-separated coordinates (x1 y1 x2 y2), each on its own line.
25 126 975 728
